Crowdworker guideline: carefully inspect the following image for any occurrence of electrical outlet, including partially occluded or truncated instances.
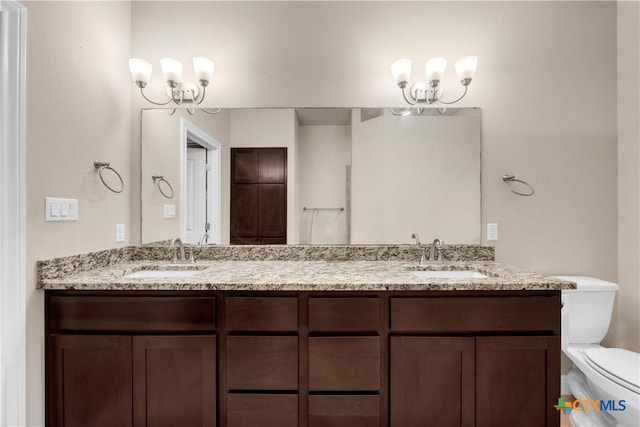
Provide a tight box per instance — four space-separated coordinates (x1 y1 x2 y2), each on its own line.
116 224 125 242
487 223 498 241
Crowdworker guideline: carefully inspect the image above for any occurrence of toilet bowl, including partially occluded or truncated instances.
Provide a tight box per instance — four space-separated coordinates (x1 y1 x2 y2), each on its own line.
557 276 640 427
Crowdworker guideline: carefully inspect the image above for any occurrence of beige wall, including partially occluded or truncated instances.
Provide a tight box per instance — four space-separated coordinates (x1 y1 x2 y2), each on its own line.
351 109 481 244
24 1 132 425
617 1 640 353
297 125 351 244
141 109 231 244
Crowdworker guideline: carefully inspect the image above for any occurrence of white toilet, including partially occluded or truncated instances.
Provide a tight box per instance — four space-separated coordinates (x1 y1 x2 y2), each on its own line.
557 275 640 427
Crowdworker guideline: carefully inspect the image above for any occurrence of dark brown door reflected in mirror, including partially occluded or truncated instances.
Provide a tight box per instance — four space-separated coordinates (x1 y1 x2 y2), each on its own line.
230 148 287 244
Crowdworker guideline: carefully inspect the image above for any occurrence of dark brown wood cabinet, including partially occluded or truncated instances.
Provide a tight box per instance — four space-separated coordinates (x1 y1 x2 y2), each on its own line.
390 337 475 427
230 148 287 244
475 336 560 427
133 336 216 427
46 290 561 427
48 335 133 427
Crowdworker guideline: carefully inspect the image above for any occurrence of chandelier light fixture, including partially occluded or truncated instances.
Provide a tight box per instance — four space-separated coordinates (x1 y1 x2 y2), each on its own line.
391 56 478 108
129 57 221 114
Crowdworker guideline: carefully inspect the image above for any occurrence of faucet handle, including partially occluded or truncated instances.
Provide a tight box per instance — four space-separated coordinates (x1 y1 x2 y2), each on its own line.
186 248 196 263
437 240 446 261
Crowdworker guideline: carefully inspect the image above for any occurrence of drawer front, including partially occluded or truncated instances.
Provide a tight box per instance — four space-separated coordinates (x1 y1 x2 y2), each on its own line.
227 394 298 427
309 298 381 332
309 395 381 427
309 337 380 391
226 336 298 390
226 297 297 332
48 296 215 333
391 296 560 333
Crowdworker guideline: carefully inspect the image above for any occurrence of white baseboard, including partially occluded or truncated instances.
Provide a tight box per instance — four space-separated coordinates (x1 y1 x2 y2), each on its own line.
561 374 571 395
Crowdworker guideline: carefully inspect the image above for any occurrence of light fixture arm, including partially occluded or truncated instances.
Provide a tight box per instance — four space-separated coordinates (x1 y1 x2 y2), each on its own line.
138 86 172 106
435 84 469 105
401 85 420 105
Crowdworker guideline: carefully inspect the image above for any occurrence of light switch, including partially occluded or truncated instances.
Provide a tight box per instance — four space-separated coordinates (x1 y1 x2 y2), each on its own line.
163 204 176 219
46 197 78 222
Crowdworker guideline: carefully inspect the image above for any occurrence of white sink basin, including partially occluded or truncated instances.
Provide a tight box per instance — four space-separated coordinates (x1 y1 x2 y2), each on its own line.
125 270 200 278
410 270 488 279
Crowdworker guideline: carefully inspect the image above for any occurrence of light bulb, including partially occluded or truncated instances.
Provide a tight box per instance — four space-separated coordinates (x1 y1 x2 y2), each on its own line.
391 58 412 86
128 58 152 87
160 58 183 84
425 57 447 83
193 57 215 86
455 56 478 85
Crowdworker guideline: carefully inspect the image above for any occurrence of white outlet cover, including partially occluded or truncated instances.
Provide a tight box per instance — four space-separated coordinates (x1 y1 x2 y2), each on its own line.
164 204 176 219
116 223 125 242
487 223 498 241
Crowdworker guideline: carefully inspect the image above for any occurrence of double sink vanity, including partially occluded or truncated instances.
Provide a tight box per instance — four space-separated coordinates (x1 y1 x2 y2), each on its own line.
39 244 574 427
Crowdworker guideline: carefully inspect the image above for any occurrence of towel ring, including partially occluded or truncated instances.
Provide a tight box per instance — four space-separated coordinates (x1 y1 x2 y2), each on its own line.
94 161 124 193
503 174 535 196
152 175 174 199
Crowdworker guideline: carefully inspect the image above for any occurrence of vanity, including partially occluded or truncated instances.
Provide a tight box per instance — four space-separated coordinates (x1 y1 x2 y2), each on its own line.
39 245 574 427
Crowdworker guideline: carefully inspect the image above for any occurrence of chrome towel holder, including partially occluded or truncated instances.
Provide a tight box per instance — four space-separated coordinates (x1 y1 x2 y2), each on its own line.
94 161 124 193
152 175 175 199
502 174 535 197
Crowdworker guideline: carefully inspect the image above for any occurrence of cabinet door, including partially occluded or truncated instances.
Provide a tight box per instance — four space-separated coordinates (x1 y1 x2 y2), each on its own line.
133 336 216 427
476 336 560 427
48 335 132 427
258 184 287 237
390 337 475 427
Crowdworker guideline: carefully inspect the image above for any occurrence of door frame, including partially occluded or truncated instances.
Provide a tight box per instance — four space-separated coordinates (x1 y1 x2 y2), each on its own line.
180 118 222 244
0 0 26 425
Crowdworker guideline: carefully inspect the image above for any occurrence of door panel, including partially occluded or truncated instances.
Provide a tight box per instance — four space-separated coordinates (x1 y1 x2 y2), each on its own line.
232 149 259 183
230 185 259 238
133 335 216 427
259 148 286 183
48 335 133 427
258 185 286 237
186 146 208 244
476 336 560 427
390 337 475 427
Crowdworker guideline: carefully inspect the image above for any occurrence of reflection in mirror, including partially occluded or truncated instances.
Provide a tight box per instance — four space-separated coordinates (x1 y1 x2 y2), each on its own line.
141 108 481 245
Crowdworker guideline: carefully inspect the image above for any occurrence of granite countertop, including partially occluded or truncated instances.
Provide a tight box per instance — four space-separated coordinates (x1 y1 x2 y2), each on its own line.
38 260 576 291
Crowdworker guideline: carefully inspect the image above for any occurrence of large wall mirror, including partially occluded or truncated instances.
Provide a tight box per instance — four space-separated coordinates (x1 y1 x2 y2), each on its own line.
141 107 481 245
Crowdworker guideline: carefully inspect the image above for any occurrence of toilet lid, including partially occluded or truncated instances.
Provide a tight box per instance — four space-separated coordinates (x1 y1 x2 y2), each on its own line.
584 348 640 394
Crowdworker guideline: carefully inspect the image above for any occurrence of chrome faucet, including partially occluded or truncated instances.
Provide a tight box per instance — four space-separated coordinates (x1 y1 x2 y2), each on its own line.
411 233 428 264
170 238 195 263
198 233 209 245
429 238 445 261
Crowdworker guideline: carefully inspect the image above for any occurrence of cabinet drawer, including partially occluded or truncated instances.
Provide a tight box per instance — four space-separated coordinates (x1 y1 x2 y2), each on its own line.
309 298 381 332
227 394 297 427
48 296 215 333
309 337 380 391
226 336 298 390
226 297 297 332
309 395 381 427
390 296 560 333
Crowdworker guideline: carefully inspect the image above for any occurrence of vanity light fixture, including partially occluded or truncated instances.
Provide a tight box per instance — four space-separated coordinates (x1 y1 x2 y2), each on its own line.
391 56 477 108
129 57 221 114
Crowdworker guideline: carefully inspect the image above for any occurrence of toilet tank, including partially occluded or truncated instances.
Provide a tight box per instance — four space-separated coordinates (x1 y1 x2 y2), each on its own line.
556 276 618 347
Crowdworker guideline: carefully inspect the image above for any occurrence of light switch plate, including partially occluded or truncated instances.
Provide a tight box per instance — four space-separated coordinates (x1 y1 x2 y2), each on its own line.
45 197 78 222
487 223 498 241
163 204 176 219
